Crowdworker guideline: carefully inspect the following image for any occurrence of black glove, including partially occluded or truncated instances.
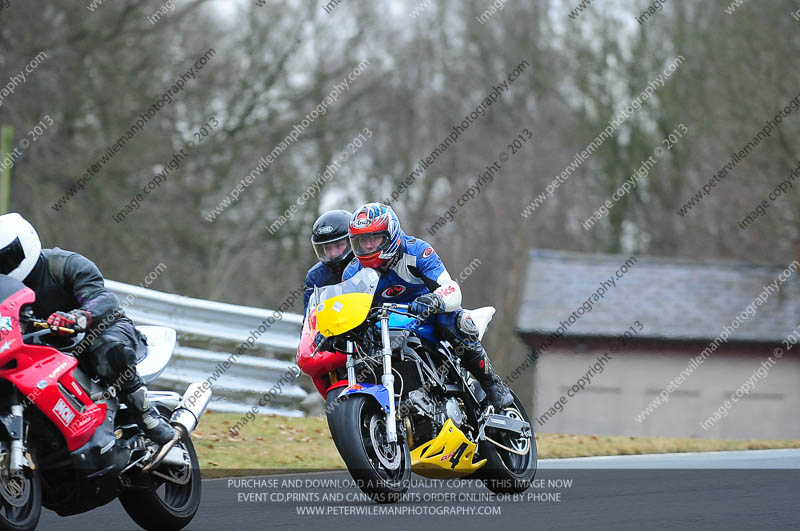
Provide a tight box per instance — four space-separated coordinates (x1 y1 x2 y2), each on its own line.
408 293 444 316
315 330 352 353
313 332 326 348
315 332 339 352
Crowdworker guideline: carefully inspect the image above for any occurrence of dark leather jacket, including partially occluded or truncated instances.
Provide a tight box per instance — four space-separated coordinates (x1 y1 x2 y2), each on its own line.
22 248 122 326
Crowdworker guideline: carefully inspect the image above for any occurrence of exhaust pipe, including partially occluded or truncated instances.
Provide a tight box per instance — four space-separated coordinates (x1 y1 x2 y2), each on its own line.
170 382 213 434
143 383 211 472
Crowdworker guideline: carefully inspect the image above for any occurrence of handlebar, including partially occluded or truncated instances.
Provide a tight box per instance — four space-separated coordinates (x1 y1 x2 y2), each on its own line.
31 320 77 336
371 303 420 320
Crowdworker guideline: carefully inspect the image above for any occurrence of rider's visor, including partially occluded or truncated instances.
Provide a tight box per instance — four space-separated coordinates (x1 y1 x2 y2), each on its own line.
350 232 390 257
312 235 351 263
0 237 25 275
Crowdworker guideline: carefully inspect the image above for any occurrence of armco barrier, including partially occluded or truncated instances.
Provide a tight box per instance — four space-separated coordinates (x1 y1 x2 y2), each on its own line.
105 280 309 416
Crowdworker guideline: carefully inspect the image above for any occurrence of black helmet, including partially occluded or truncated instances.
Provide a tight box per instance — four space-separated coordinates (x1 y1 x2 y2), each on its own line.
311 210 353 269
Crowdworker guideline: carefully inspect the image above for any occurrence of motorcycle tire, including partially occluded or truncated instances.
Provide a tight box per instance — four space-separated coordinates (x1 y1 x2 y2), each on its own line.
120 428 201 530
333 395 410 504
0 452 41 531
473 390 537 494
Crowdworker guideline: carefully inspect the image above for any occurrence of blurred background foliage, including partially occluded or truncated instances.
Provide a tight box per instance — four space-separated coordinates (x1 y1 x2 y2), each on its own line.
1 0 798 393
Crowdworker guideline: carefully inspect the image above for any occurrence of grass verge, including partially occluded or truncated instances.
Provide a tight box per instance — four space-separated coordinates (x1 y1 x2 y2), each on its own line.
194 412 800 479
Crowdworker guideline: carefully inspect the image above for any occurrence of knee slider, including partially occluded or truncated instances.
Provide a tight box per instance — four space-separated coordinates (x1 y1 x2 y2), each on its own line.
107 342 138 366
455 311 479 342
103 342 141 391
439 311 480 356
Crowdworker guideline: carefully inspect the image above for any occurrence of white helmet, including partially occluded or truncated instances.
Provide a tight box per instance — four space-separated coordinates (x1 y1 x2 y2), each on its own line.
0 213 41 281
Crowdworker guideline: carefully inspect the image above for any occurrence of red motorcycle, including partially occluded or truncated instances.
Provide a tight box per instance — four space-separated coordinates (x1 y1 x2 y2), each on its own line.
0 274 211 531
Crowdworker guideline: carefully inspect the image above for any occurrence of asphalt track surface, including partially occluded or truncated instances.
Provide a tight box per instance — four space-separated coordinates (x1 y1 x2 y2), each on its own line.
39 450 800 530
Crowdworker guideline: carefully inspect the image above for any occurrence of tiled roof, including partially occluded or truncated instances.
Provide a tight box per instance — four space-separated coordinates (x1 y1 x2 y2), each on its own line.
517 249 800 342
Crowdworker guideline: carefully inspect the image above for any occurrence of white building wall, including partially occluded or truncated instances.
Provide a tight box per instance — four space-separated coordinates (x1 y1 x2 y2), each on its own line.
533 347 800 440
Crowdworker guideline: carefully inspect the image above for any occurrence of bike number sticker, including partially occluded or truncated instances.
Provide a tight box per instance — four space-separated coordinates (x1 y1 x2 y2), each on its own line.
441 442 468 469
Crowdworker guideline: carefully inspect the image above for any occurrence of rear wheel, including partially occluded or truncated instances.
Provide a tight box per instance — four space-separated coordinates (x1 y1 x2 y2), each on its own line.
475 391 537 494
332 395 410 504
120 428 201 530
0 447 41 531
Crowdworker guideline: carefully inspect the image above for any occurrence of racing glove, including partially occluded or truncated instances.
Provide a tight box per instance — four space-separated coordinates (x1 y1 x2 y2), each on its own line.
47 310 91 334
408 293 445 317
313 331 326 349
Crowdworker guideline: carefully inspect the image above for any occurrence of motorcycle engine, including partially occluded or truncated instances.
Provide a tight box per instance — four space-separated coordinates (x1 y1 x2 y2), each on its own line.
442 398 464 428
408 388 465 433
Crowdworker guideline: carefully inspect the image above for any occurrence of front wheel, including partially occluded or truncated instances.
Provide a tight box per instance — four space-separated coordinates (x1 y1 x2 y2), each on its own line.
475 390 537 494
120 430 202 531
324 386 346 453
332 395 410 504
0 447 41 531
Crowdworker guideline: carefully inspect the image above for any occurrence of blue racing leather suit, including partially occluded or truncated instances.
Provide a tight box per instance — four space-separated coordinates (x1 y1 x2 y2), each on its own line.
342 234 469 342
342 232 512 409
342 235 461 309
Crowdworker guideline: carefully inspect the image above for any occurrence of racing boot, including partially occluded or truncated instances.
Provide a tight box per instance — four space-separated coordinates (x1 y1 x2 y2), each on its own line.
461 344 514 411
125 386 176 446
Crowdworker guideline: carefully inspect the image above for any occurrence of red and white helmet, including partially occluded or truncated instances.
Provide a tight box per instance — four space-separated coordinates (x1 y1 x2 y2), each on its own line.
348 203 403 269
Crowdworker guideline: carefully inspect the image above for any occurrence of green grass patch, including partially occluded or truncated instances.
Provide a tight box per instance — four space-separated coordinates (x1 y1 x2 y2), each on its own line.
194 412 800 479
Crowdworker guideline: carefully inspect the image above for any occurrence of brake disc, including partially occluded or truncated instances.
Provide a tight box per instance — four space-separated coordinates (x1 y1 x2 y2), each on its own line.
369 414 401 470
0 452 29 507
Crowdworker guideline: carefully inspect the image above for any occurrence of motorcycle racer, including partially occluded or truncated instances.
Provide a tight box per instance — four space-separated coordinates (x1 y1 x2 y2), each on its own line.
342 202 513 410
303 209 354 316
0 213 175 445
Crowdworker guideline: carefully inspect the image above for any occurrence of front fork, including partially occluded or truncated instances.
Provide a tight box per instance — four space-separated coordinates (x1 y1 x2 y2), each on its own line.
2 390 27 477
379 314 398 444
344 312 398 444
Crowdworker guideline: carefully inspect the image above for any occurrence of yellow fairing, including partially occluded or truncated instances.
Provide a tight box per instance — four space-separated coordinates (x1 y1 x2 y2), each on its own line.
315 292 374 337
410 419 486 478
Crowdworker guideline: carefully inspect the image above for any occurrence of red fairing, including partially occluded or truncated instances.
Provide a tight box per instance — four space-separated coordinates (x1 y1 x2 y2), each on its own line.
296 308 347 399
0 286 106 451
